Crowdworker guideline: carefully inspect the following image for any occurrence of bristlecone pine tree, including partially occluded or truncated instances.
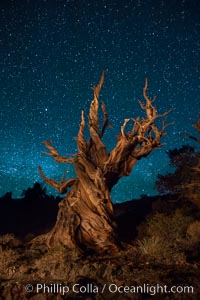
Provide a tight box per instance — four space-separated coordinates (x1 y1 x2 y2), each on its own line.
39 71 172 254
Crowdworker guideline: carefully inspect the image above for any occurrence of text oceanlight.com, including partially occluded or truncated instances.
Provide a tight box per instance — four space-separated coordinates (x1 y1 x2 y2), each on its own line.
25 283 194 296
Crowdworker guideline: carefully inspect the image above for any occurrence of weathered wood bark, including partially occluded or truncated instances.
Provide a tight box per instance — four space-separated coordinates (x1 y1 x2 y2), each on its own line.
39 70 172 254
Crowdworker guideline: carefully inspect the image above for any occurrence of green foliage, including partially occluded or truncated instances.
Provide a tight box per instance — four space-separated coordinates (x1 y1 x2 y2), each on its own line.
146 210 193 241
156 116 200 208
137 236 166 257
156 145 198 195
137 209 194 263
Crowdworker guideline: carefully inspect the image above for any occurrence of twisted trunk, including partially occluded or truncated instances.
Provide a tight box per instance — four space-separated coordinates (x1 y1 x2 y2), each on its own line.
47 182 118 253
39 71 171 253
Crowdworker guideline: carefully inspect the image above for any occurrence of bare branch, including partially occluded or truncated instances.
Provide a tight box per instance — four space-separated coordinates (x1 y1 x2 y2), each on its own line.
160 120 174 136
138 99 146 110
141 78 172 124
89 70 105 133
99 101 112 138
131 117 140 134
181 117 200 144
89 126 109 164
42 140 59 157
42 140 74 163
181 133 200 144
142 78 155 120
102 78 172 183
38 166 77 194
76 110 87 153
157 108 173 118
121 118 131 138
94 69 105 97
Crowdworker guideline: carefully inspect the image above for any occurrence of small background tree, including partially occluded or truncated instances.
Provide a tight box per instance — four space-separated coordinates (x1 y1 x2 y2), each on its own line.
156 117 200 208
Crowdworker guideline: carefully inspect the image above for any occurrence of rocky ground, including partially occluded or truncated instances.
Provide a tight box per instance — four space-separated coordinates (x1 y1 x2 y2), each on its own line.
0 236 199 300
0 196 199 299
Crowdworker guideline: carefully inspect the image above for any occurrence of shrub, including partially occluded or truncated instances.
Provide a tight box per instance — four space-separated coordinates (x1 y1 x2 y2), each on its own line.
137 236 166 256
136 209 193 263
0 234 21 248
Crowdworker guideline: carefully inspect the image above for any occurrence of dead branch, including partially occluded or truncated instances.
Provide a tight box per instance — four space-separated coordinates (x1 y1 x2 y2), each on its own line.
89 70 105 133
121 118 131 138
76 110 87 154
38 166 77 194
99 101 112 138
42 141 74 163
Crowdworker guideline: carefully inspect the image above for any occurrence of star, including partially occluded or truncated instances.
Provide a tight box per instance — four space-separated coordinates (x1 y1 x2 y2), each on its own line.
0 0 199 202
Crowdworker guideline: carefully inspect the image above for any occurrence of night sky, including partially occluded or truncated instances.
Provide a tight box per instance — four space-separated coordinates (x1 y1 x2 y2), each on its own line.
0 0 200 202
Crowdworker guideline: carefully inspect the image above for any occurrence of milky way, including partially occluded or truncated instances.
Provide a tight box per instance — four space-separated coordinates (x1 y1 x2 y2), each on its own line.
0 0 200 201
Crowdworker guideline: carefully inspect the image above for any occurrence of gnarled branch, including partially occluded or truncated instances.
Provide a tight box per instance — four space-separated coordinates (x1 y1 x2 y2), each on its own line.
76 110 87 154
89 70 105 133
42 140 74 163
38 166 77 194
99 101 112 138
